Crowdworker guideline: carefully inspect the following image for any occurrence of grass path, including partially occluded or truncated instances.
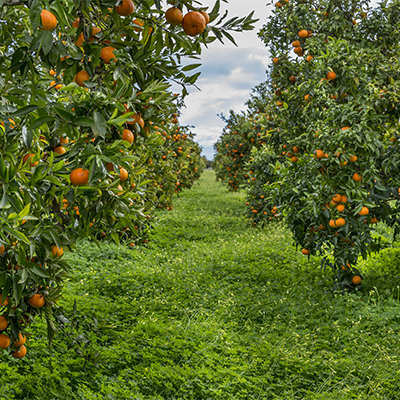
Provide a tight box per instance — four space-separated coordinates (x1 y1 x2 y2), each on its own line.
1 170 400 399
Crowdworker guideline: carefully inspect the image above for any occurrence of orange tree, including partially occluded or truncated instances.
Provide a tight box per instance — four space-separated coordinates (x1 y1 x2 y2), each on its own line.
243 0 400 287
0 0 256 358
213 105 269 191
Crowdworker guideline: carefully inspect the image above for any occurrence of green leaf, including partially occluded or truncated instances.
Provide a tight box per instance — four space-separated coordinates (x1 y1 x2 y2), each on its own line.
54 107 74 122
93 111 107 138
42 31 53 55
29 116 55 130
3 227 30 244
11 105 40 117
31 264 50 278
30 0 41 32
73 117 94 126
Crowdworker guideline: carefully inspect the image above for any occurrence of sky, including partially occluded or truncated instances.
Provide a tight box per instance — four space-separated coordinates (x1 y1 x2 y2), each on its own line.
177 1 273 160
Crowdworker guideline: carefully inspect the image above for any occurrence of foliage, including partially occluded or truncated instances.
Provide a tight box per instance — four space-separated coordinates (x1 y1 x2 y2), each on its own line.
1 171 400 399
215 0 400 282
0 0 257 355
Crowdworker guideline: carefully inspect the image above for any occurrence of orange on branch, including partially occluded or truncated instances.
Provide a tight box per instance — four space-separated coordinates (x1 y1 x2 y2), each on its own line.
100 47 117 64
70 168 89 185
165 7 183 25
41 10 57 31
28 294 45 308
12 345 27 359
0 334 10 349
182 11 206 37
115 0 135 16
74 70 90 87
122 129 134 144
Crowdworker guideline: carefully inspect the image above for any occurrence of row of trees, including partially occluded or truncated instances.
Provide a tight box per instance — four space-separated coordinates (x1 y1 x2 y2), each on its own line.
214 0 400 288
0 0 256 358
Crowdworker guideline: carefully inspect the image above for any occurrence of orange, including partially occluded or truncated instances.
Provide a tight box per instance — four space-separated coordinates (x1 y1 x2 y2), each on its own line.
70 167 89 185
74 70 90 87
298 29 308 38
119 168 128 181
0 245 4 255
306 55 313 62
304 94 310 101
0 334 10 349
336 204 345 212
41 10 57 31
332 194 342 203
292 40 300 47
326 71 336 80
1 118 16 129
51 245 64 257
301 249 309 255
23 153 38 167
272 57 279 64
100 47 117 64
315 149 324 159
200 11 210 24
53 146 66 155
122 129 134 144
165 7 183 25
349 155 357 162
60 137 69 144
275 2 282 7
14 333 26 347
75 33 84 47
182 11 206 37
28 294 45 308
359 206 369 216
294 46 303 55
336 218 345 227
0 316 8 331
132 19 143 32
90 27 101 41
352 173 362 182
106 162 114 172
341 126 350 131
0 297 8 307
138 117 145 128
352 276 361 285
293 146 300 153
72 18 80 28
12 345 27 359
341 195 348 203
115 0 135 16
370 217 378 223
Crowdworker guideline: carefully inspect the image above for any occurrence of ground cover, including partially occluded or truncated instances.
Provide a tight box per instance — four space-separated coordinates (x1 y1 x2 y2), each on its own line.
1 170 400 399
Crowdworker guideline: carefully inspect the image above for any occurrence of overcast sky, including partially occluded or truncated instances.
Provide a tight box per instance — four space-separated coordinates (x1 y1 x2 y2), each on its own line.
176 0 273 160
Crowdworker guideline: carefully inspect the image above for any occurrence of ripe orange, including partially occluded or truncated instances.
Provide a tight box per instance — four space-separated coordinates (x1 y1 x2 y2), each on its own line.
12 345 27 359
60 136 69 144
336 204 345 212
75 33 84 47
341 126 350 131
0 245 5 255
74 70 90 87
326 71 337 80
53 146 66 155
292 40 300 47
306 55 313 62
359 206 369 216
119 168 128 181
275 2 282 7
90 27 101 41
138 117 145 128
200 11 210 24
370 217 378 223
291 156 298 162
70 168 89 185
165 7 184 25
0 334 10 349
341 195 348 203
336 218 345 227
100 47 117 64
332 194 342 203
272 57 279 64
293 146 300 153
51 245 64 257
14 333 26 347
352 276 361 285
122 129 134 144
72 18 80 28
1 118 16 129
315 149 324 159
352 173 362 182
349 155 357 162
0 316 8 331
304 94 310 101
23 153 38 167
302 249 309 255
298 29 308 38
182 11 206 37
28 294 45 308
115 0 135 16
41 10 57 31
294 46 303 55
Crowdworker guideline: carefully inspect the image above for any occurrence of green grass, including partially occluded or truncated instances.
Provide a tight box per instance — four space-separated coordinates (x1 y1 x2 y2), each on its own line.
2 170 400 399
